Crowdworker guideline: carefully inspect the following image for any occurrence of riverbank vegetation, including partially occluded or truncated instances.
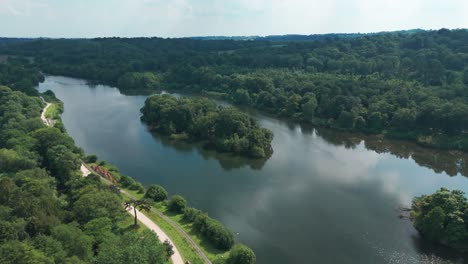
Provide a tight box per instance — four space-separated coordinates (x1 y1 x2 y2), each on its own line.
92 160 256 264
411 188 468 252
0 83 171 263
2 29 468 151
141 95 273 158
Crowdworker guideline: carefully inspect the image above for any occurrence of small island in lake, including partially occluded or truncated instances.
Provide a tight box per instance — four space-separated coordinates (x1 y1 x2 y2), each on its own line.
141 95 273 158
411 188 468 252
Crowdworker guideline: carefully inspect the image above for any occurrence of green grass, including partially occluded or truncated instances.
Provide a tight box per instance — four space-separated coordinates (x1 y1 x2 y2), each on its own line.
156 203 231 264
44 103 63 120
116 213 149 234
119 191 206 264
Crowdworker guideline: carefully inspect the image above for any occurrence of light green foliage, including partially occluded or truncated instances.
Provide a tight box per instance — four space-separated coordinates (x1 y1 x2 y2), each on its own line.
95 229 166 264
411 188 468 251
0 148 36 173
73 188 124 224
0 240 54 264
51 223 93 261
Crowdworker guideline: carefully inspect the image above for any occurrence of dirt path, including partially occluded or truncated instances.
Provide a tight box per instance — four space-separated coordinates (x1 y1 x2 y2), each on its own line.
40 99 195 264
126 206 185 264
40 100 53 126
80 164 91 176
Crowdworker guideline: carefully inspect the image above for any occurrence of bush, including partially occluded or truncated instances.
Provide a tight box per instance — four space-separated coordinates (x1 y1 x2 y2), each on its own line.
144 185 168 202
168 195 187 213
84 154 98 163
182 207 201 222
119 175 136 188
193 213 235 250
130 182 145 194
227 243 256 264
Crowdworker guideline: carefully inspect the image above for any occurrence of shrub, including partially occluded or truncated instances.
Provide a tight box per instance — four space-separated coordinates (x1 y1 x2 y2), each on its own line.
193 213 234 250
182 207 201 222
168 195 187 213
144 185 168 202
227 243 256 264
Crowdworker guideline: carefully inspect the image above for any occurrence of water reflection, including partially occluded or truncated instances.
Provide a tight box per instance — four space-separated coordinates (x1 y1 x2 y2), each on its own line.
145 127 269 170
313 128 468 178
39 75 468 264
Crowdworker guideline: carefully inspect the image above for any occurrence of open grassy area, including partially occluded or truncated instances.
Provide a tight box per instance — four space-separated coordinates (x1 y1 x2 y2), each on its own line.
155 203 231 264
44 103 63 120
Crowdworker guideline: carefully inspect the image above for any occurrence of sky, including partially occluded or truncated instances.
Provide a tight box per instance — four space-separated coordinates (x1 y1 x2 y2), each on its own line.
0 0 467 38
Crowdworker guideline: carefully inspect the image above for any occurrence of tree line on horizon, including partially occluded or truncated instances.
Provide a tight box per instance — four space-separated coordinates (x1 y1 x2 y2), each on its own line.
2 28 467 151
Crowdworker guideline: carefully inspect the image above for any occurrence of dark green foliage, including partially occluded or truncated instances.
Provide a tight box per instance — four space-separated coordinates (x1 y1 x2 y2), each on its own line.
141 95 273 158
117 72 161 93
163 239 175 260
83 154 98 163
0 84 170 262
144 184 168 202
5 30 468 150
168 195 187 213
183 207 202 222
411 188 468 251
227 243 256 264
193 213 235 250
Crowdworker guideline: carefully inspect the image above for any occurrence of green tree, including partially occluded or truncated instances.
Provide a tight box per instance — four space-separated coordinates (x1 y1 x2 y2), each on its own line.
144 184 168 202
51 223 93 261
168 195 187 213
124 199 152 227
227 243 256 264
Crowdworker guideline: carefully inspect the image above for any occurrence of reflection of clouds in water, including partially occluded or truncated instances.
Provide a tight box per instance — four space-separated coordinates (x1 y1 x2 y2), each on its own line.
380 171 412 206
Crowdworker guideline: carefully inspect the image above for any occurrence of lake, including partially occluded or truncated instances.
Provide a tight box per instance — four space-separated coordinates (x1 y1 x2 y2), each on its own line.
39 75 468 264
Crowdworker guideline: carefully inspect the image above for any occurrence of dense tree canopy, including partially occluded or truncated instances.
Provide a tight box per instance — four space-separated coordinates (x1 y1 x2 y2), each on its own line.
141 95 273 158
0 69 169 263
2 29 468 150
411 188 468 251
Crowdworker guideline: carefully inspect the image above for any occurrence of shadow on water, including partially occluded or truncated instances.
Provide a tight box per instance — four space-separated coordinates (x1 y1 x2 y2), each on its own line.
409 230 468 263
142 124 270 171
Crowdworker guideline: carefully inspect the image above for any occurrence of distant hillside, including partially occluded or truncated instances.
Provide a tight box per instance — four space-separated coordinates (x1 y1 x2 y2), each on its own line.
191 29 425 41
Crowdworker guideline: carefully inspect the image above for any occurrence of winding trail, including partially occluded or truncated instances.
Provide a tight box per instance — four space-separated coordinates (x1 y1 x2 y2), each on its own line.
40 97 53 127
40 99 195 264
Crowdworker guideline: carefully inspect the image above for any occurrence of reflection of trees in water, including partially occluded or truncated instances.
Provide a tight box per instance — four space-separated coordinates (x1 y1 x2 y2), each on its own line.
310 127 468 178
147 129 269 171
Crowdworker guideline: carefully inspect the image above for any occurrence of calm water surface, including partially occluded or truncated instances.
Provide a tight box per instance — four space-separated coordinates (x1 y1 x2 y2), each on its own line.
39 76 468 264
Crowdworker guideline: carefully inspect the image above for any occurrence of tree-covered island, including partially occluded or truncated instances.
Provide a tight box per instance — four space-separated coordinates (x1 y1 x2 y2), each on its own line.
141 95 273 158
411 188 468 252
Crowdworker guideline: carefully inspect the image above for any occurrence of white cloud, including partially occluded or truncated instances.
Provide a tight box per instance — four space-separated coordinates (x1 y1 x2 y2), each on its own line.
0 0 467 37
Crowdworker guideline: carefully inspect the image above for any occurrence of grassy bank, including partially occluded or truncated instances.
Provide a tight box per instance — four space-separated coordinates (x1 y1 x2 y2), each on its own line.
44 103 63 119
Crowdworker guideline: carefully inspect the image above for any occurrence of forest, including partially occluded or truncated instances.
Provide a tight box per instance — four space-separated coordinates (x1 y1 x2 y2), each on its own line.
0 61 255 263
141 95 273 158
1 29 468 151
0 67 176 263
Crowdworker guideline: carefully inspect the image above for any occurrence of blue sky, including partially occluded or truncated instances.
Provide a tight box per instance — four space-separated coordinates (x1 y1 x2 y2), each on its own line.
0 0 467 38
